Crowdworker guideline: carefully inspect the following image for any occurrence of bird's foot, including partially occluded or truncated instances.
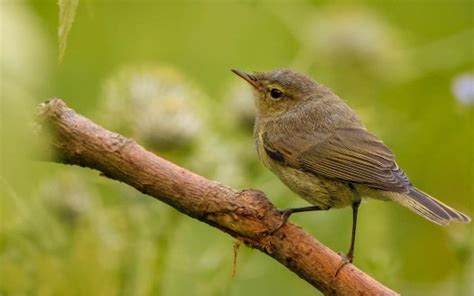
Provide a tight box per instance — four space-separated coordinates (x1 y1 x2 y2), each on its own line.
334 252 354 276
269 209 292 234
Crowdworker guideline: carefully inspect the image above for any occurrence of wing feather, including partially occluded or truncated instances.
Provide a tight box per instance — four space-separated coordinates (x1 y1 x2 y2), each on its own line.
263 126 411 192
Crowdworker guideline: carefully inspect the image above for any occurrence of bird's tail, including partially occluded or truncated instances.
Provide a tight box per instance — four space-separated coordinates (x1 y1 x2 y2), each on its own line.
393 188 471 225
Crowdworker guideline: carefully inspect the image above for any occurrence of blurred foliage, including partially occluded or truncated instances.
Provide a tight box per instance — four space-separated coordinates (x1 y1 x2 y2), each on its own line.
99 65 206 151
1 0 473 295
58 0 79 62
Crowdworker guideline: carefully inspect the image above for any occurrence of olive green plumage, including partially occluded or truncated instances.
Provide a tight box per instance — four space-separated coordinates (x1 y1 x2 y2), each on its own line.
233 68 470 226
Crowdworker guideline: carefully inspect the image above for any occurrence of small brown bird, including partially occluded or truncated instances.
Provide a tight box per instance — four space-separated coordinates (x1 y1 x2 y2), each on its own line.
232 68 471 264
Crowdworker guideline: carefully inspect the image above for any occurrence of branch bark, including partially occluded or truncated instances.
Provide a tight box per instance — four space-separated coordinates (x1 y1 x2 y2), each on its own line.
36 98 398 296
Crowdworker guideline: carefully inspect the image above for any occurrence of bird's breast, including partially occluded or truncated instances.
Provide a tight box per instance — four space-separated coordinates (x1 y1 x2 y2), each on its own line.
255 127 274 170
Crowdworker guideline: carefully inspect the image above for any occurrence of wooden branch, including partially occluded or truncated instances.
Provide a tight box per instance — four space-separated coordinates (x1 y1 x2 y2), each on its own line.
36 98 398 296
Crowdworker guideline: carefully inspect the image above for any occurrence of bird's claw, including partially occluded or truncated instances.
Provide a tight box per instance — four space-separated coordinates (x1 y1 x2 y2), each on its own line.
269 209 292 234
334 252 354 276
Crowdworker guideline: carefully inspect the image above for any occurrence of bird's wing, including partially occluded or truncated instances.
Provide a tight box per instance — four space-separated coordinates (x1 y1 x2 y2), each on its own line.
262 126 411 192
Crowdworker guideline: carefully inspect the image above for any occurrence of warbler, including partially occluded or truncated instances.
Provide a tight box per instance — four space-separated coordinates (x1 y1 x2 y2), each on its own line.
232 68 471 264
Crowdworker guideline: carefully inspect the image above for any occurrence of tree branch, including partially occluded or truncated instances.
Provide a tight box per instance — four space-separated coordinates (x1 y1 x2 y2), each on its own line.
36 98 398 296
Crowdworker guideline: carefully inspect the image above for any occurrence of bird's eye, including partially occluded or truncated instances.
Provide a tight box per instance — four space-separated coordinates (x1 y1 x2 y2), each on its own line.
270 88 283 100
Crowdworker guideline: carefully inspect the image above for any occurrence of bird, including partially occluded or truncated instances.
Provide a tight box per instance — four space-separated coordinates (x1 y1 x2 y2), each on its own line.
231 68 471 266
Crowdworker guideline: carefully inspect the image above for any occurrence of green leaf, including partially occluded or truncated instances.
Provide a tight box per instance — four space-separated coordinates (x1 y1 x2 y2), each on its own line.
58 0 79 63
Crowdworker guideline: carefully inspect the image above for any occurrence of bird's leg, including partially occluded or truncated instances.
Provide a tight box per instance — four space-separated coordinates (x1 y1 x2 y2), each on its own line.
270 205 324 234
346 199 361 262
279 205 324 222
336 198 362 276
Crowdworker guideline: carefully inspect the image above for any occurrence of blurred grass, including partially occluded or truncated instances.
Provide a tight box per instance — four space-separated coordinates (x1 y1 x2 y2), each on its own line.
58 0 79 62
1 0 473 295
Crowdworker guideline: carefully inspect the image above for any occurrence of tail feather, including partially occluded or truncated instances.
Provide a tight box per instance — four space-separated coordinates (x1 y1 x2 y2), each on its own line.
395 188 471 225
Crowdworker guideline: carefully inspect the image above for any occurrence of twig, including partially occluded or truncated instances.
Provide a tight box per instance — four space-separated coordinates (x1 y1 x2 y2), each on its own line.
36 98 399 296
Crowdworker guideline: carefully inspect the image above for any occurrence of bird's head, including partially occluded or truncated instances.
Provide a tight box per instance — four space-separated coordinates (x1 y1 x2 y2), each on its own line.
232 68 323 118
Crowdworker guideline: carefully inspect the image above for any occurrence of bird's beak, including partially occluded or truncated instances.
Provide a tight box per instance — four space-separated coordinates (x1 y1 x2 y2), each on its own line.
231 69 259 89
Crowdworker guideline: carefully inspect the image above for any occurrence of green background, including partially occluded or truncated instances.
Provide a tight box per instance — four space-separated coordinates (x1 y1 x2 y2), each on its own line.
1 0 473 295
